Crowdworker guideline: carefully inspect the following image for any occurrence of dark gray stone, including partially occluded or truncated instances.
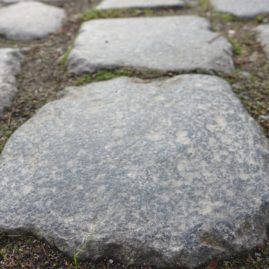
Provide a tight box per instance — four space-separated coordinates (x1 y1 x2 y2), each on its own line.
210 0 269 18
0 1 66 41
0 48 23 117
67 16 234 74
1 75 269 268
256 25 269 59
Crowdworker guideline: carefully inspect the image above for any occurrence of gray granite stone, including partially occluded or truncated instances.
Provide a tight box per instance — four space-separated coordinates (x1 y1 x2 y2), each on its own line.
0 1 66 41
1 75 269 268
256 24 269 59
67 16 234 74
0 48 23 117
96 0 185 10
210 0 269 18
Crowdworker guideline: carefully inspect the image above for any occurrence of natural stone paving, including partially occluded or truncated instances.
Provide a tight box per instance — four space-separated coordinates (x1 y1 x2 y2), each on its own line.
210 0 269 18
257 25 269 59
68 16 234 74
0 1 65 41
1 75 269 268
96 0 185 10
0 48 23 117
1 0 269 267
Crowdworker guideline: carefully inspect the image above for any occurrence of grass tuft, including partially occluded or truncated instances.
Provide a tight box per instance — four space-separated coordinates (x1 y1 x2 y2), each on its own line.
58 45 73 66
80 8 145 20
80 7 177 21
229 37 242 56
74 69 164 85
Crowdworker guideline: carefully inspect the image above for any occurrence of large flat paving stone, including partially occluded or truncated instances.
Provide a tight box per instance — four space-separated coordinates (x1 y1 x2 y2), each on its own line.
0 1 65 41
210 0 269 18
67 16 234 74
1 75 269 268
96 0 185 10
0 48 23 117
257 25 269 59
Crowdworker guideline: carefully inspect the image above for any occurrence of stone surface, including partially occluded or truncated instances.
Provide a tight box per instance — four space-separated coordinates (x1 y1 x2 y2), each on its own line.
210 0 269 18
67 16 234 74
0 0 65 5
0 48 23 117
256 24 269 59
0 1 65 41
1 75 269 268
96 0 185 10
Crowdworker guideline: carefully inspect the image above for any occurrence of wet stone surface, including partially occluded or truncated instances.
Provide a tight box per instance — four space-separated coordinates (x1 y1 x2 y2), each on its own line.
96 0 185 10
0 48 23 117
0 1 66 41
1 75 269 268
67 16 234 74
210 0 269 18
257 25 269 59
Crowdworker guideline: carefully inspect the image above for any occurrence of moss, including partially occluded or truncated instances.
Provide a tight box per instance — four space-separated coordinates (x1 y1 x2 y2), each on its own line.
218 12 235 22
256 15 266 23
80 8 156 21
229 37 242 56
199 0 211 12
0 125 14 152
0 37 18 48
74 68 165 85
80 6 189 21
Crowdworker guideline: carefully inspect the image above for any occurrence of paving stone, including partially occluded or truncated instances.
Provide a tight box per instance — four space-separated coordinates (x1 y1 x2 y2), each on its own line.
67 16 234 74
0 48 23 117
0 1 66 41
0 0 65 6
96 0 185 10
256 24 269 59
210 0 269 18
1 75 269 268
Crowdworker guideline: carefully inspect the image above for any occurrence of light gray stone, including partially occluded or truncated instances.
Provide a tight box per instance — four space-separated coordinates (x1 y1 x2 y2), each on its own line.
0 1 66 41
67 16 234 74
0 48 23 117
96 0 185 10
256 24 269 59
0 0 65 5
210 0 269 18
1 75 269 268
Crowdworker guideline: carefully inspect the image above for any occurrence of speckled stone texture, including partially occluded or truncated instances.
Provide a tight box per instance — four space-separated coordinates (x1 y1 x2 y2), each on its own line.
210 0 269 18
0 1 65 41
96 0 185 10
1 75 269 268
256 25 269 59
67 16 234 74
0 48 23 117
